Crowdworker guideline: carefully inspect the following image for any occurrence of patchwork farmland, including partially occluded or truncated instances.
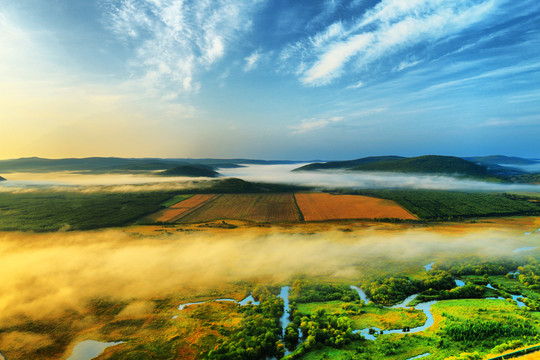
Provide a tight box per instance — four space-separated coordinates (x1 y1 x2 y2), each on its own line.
148 192 417 224
177 193 301 223
149 194 217 223
294 193 417 221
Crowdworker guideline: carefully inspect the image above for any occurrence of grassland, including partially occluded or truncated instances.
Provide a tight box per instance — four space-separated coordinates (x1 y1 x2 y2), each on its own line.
296 300 426 330
177 193 301 223
295 193 417 221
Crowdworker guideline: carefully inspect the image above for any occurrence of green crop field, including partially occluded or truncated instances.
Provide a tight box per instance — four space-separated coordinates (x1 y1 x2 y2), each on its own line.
0 191 173 231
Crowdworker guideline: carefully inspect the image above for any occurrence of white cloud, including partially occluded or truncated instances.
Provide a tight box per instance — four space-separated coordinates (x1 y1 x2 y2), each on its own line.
347 80 364 89
395 60 421 72
244 51 261 72
289 116 344 134
103 0 264 93
288 0 503 86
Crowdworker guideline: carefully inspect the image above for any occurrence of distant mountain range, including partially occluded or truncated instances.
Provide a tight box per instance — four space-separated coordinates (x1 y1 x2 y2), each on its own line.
293 155 540 183
0 157 301 174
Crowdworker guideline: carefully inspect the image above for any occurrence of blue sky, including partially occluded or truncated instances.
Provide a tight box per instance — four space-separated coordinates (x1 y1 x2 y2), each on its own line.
0 0 539 160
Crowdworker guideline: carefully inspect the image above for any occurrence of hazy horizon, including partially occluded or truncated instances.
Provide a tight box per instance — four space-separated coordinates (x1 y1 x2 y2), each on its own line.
1 1 540 160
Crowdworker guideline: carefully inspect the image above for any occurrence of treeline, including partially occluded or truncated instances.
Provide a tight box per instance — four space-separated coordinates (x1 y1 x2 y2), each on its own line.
514 260 540 291
205 288 285 360
285 309 362 359
336 189 540 221
289 280 358 303
416 283 486 303
437 257 520 276
443 316 536 344
364 271 455 306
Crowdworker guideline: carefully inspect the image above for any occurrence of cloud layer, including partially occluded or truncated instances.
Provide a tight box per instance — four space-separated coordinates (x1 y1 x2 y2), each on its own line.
282 0 502 86
104 0 264 93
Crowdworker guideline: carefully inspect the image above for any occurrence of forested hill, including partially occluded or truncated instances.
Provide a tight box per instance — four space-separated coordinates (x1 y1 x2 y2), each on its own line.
0 176 5 181
0 157 298 173
157 165 220 178
464 155 538 165
294 155 491 177
293 156 404 171
350 155 490 176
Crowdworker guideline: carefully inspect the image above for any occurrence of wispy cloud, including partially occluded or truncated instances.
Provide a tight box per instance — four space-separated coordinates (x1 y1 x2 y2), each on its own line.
103 0 264 94
243 50 261 72
282 0 503 86
347 80 364 89
289 116 344 134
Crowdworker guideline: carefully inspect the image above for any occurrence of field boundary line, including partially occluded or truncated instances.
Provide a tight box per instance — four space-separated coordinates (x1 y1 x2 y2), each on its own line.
486 344 540 359
292 193 305 222
169 194 220 223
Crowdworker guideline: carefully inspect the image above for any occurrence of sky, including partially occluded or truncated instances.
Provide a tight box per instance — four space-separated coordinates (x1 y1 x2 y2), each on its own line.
1 0 539 160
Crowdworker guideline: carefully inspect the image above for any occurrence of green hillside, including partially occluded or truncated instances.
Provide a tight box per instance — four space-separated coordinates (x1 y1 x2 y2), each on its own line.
350 155 490 176
293 156 404 171
465 155 538 165
158 165 220 177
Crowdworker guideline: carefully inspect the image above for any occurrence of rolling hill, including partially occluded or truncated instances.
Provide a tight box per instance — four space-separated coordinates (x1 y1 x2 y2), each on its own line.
350 155 490 176
464 155 538 165
0 157 299 173
294 155 491 177
157 165 220 178
293 156 404 171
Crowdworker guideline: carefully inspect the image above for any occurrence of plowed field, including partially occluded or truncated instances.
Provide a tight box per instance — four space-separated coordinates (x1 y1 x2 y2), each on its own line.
294 193 417 221
151 194 217 222
177 194 300 223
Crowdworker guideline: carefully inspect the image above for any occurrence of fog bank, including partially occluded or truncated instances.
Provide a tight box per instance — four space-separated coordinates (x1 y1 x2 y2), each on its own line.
0 227 536 325
222 164 540 192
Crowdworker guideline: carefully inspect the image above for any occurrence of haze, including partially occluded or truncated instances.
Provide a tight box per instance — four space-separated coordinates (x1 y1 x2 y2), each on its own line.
1 0 540 160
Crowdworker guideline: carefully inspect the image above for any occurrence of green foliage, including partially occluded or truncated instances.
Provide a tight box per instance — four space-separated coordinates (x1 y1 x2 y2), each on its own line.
293 156 404 171
350 155 490 177
342 190 540 220
517 259 540 290
443 316 536 343
417 283 486 303
491 339 524 354
437 257 520 276
159 165 220 177
205 291 285 360
290 280 358 304
364 275 421 306
0 191 172 231
288 309 361 359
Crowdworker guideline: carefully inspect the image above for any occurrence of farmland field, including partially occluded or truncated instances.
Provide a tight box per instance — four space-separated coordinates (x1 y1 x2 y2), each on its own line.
177 193 301 223
149 194 217 222
295 193 417 221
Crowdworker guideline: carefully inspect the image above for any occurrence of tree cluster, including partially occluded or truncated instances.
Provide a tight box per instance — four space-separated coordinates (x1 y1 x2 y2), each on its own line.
289 280 357 303
205 293 285 360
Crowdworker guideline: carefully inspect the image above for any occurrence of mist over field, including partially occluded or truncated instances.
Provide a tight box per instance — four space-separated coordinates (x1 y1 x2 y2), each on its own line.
0 227 535 326
2 164 540 194
222 164 540 193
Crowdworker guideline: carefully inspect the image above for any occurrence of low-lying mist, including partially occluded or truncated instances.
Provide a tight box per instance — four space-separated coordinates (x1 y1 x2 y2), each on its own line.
222 164 540 192
1 165 540 193
0 226 536 325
